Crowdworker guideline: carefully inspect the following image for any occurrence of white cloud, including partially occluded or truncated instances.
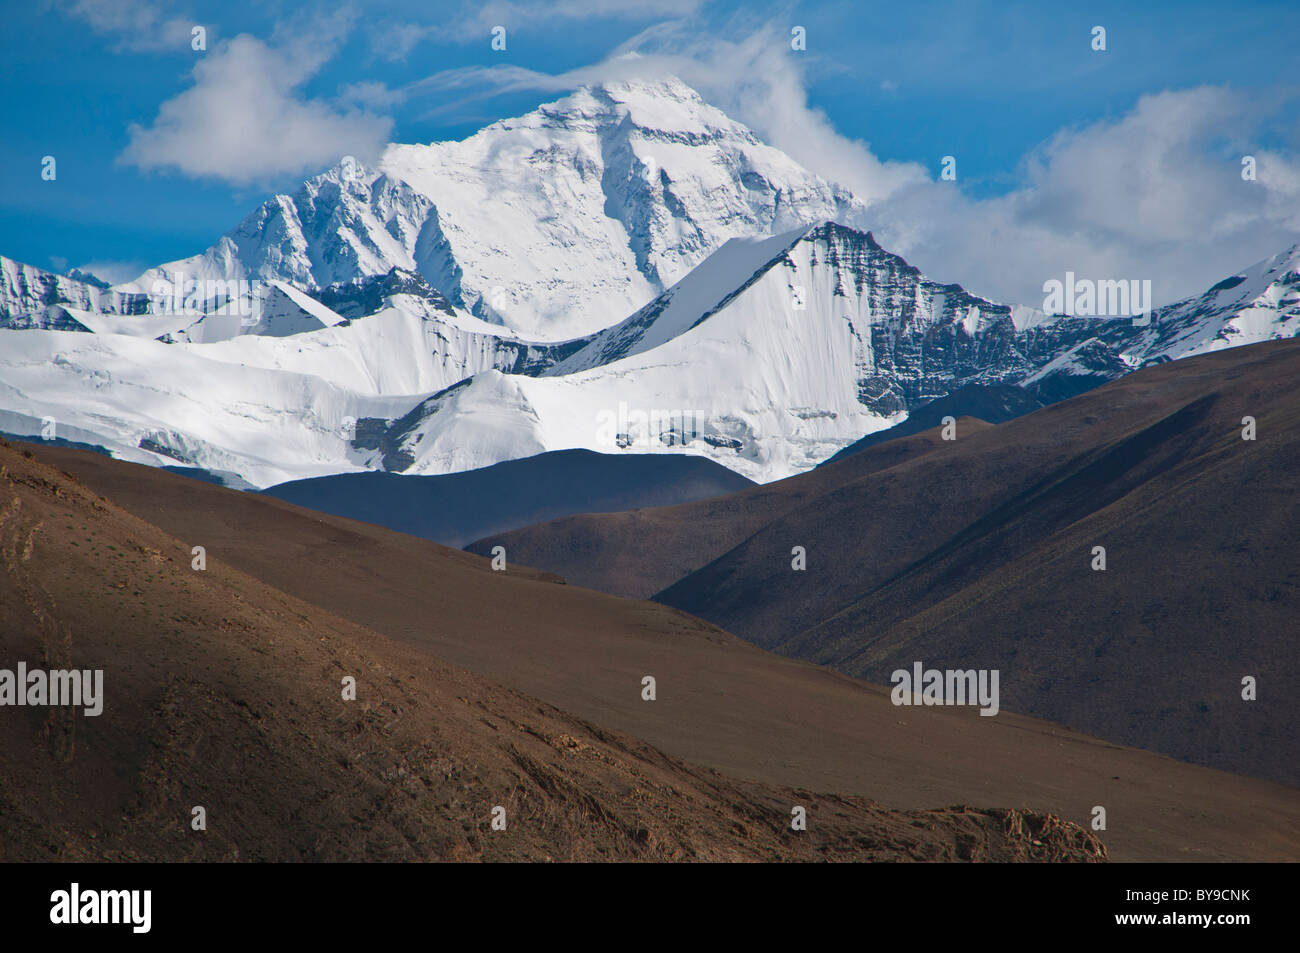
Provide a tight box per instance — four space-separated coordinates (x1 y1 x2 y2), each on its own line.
369 0 705 56
871 86 1300 306
369 21 440 62
57 0 197 52
456 0 703 33
120 33 393 186
339 80 407 110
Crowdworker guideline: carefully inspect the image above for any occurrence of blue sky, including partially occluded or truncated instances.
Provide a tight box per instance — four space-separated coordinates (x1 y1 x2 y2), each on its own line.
3 0 1299 306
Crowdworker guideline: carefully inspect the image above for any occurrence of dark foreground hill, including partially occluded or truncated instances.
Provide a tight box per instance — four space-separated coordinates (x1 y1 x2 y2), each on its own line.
28 438 1300 861
263 449 754 548
0 438 1102 861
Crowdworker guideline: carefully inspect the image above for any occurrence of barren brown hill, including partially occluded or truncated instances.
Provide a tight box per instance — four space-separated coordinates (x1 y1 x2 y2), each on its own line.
27 437 1300 861
0 438 1104 862
650 339 1300 785
465 418 995 598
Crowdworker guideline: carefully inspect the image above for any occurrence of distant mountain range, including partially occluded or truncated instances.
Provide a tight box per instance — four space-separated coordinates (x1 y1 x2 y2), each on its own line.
2 78 1298 487
818 383 1045 466
262 448 753 548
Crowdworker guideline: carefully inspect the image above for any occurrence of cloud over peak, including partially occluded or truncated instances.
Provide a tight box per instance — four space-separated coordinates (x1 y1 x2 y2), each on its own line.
121 32 392 186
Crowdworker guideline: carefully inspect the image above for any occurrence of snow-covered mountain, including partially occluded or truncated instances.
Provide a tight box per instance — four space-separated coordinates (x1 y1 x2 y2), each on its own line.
114 78 867 341
2 253 352 342
1 255 151 325
5 217 1300 486
1051 240 1300 370
343 224 1300 482
372 223 1006 479
0 265 584 486
2 79 1298 487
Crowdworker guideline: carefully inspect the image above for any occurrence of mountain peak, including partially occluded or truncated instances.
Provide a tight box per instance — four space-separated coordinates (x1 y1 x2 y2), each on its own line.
586 73 705 102
488 73 748 147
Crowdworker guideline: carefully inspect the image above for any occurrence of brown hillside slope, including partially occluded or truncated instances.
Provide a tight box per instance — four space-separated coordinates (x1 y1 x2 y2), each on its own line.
28 439 1300 861
655 340 1300 786
0 439 1102 862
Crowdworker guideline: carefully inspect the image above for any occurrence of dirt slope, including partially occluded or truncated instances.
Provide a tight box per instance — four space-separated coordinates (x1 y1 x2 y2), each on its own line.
28 437 1300 862
0 439 1104 862
654 340 1300 785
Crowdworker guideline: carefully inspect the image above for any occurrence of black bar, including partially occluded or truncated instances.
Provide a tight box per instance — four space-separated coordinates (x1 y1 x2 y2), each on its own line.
0 862 1281 940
